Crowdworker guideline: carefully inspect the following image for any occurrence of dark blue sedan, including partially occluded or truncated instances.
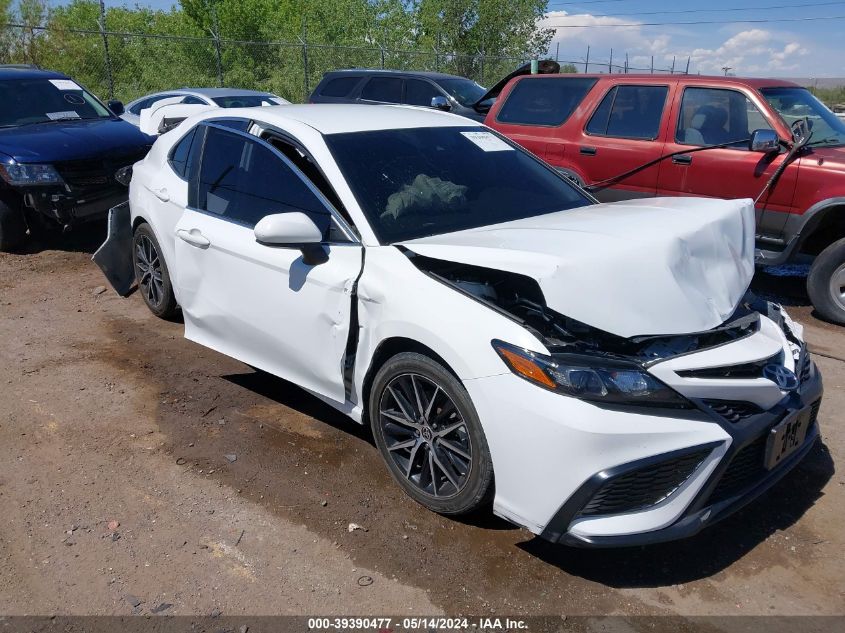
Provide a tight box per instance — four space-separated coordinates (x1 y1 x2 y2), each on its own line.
0 65 152 250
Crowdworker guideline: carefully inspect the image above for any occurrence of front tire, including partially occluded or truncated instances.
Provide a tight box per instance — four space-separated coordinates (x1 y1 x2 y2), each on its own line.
807 237 845 325
369 352 493 515
133 223 178 319
0 199 27 252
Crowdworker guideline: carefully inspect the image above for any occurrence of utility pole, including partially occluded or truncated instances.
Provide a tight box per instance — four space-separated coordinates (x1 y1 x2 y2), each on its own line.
722 65 732 76
624 52 628 74
98 0 114 99
685 56 691 74
609 48 613 74
584 45 590 73
670 56 676 75
650 55 654 74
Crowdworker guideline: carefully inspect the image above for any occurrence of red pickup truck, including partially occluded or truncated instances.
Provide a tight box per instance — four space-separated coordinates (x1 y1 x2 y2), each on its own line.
484 74 845 324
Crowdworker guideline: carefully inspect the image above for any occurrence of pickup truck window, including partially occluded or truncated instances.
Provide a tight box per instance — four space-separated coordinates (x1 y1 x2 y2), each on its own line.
676 87 772 149
585 85 667 140
496 77 597 127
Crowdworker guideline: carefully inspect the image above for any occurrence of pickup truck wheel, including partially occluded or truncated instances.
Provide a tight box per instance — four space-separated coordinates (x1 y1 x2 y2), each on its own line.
0 200 27 252
133 223 178 319
807 237 845 325
369 352 494 516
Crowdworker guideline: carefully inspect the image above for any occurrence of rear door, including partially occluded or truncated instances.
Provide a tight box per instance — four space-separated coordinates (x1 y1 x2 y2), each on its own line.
358 76 403 105
575 83 672 201
656 85 798 236
172 123 363 402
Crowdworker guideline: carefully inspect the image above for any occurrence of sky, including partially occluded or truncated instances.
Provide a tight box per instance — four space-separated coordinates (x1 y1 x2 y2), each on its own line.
52 0 845 78
541 0 844 77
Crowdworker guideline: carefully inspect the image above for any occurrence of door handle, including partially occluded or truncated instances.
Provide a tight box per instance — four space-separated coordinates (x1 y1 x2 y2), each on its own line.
151 187 169 202
672 154 693 165
580 146 597 156
176 228 210 248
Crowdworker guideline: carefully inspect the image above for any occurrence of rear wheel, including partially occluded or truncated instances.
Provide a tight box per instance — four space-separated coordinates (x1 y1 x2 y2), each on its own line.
133 223 177 319
369 352 493 515
0 200 27 252
807 237 845 325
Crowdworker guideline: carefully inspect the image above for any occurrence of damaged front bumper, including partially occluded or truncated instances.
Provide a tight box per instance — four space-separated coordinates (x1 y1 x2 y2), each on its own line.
91 202 135 296
464 303 823 546
22 181 130 227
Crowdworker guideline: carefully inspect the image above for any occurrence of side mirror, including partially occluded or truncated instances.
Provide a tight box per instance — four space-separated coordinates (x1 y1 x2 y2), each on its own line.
431 95 451 111
108 99 125 116
750 128 779 153
254 212 323 245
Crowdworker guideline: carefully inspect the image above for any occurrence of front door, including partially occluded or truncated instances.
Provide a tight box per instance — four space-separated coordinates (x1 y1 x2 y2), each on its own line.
657 86 799 239
173 124 363 402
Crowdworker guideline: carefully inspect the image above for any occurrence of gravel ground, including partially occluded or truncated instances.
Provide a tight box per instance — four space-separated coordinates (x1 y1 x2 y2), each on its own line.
0 225 843 618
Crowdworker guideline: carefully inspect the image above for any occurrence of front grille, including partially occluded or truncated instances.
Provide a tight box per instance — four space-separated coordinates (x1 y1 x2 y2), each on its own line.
708 399 821 505
678 351 783 380
55 149 147 190
704 399 763 423
579 448 711 517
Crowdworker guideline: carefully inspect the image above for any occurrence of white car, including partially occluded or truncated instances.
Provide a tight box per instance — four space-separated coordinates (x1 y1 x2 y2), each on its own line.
94 104 823 547
120 88 289 127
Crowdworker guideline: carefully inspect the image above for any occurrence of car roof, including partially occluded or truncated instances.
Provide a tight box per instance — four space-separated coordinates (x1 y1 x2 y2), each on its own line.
513 73 803 89
0 66 69 81
323 69 471 82
176 87 279 97
218 103 476 134
128 87 278 104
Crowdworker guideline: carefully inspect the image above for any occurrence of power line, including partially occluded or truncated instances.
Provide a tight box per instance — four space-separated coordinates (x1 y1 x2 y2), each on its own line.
544 13 845 27
555 1 845 19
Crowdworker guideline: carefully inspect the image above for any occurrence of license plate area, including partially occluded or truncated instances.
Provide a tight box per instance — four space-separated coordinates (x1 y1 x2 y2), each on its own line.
765 408 812 470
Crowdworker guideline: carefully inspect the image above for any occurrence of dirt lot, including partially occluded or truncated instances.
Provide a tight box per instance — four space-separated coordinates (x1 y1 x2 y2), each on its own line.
0 225 843 619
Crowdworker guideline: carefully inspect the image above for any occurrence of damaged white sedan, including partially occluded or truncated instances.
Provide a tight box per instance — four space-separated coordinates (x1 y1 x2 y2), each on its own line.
95 104 822 547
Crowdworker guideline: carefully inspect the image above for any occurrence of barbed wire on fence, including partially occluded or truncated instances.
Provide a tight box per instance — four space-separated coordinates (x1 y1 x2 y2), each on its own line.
0 22 690 104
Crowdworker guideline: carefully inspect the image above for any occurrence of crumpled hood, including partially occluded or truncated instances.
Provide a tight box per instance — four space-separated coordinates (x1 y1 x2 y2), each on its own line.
401 197 756 338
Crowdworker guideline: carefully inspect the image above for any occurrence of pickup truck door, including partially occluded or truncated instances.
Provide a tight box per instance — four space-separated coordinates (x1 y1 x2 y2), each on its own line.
656 85 798 239
573 83 673 202
172 124 362 403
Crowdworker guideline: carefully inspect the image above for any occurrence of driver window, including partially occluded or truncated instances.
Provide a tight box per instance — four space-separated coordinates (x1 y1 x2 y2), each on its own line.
197 127 335 237
676 87 773 149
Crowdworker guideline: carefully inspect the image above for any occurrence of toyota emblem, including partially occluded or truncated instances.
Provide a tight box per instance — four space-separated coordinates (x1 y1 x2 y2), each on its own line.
763 364 799 391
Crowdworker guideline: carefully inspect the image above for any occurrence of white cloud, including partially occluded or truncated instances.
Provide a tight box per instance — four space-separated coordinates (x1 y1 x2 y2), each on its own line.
539 11 814 77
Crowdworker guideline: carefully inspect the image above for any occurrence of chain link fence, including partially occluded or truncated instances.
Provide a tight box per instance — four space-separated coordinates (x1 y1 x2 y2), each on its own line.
0 24 689 105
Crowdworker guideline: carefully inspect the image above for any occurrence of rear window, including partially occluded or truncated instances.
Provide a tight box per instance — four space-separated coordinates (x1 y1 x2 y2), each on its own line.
586 85 668 140
320 76 361 97
496 77 597 127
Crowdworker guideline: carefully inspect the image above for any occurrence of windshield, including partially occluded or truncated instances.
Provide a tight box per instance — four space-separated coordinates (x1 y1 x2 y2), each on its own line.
0 78 111 127
438 79 487 107
325 126 591 243
761 87 845 147
212 95 283 108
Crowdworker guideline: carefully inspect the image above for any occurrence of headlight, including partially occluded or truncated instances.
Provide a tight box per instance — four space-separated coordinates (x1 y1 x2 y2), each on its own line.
0 163 63 186
492 340 691 408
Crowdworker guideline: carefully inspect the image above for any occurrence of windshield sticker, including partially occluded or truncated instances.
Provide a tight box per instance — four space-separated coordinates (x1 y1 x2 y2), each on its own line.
49 79 83 91
46 111 81 120
63 93 85 105
460 131 513 152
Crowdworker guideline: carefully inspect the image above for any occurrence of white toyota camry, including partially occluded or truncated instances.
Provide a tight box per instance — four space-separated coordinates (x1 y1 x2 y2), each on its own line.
95 104 823 547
